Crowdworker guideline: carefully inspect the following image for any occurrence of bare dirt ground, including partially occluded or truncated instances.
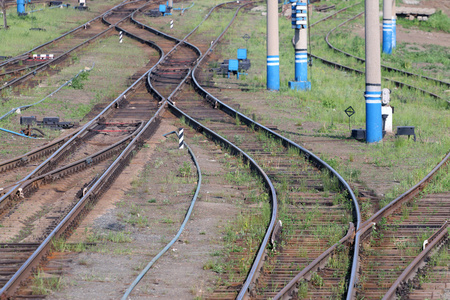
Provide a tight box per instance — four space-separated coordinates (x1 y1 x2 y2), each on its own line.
45 115 255 299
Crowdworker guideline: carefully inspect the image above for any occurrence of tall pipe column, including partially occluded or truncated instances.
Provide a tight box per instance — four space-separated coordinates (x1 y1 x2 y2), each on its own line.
267 0 280 91
17 0 25 14
382 0 393 54
289 0 311 91
392 0 397 49
365 0 382 143
168 0 172 8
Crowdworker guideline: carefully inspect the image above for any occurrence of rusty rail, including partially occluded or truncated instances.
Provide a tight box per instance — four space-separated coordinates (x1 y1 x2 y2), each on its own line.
273 223 355 300
324 10 450 88
189 3 361 299
0 0 146 91
382 221 449 300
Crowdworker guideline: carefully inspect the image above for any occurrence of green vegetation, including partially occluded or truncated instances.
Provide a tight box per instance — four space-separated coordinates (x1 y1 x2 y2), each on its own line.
0 0 123 56
87 231 132 243
31 269 63 295
397 10 450 33
69 70 90 89
210 0 449 215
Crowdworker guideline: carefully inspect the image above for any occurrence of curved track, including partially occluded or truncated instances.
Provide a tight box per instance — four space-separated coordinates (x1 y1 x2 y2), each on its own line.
309 2 448 101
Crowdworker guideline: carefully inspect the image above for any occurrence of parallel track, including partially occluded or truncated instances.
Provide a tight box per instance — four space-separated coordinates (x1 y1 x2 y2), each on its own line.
309 2 448 101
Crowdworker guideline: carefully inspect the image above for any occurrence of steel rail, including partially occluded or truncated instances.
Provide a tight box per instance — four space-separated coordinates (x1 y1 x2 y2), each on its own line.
272 223 356 299
0 101 166 298
0 122 143 214
382 221 449 300
184 3 361 299
0 15 170 298
0 32 165 236
16 122 143 194
359 152 449 233
121 135 202 300
134 1 244 103
0 131 78 174
0 0 131 68
0 0 147 91
0 0 223 294
343 152 450 299
324 11 450 87
310 1 363 27
309 2 444 100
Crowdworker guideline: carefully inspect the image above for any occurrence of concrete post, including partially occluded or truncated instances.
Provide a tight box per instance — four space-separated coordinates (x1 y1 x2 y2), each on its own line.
365 0 382 143
289 0 311 91
168 0 173 8
392 0 396 49
267 0 280 91
382 0 392 54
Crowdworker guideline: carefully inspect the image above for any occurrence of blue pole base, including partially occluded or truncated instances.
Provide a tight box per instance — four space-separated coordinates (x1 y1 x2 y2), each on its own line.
267 55 280 91
365 90 383 143
289 81 311 91
382 22 393 55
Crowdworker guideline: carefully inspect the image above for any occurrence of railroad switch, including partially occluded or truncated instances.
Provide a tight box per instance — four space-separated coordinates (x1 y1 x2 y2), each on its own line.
20 116 77 130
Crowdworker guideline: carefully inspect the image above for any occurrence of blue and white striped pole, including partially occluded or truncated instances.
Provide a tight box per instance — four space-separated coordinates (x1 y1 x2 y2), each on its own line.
365 0 382 143
267 0 280 91
289 0 311 90
392 0 397 49
382 0 393 54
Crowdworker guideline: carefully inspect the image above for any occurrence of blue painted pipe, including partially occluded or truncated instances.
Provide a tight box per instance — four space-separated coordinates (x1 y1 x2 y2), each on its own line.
382 20 392 54
365 89 382 143
0 127 36 139
267 55 280 91
295 50 308 82
392 18 396 49
17 0 25 14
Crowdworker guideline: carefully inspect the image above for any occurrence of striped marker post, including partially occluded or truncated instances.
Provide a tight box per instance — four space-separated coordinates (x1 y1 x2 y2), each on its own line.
170 20 174 29
382 0 392 54
119 31 123 44
365 0 382 143
178 128 184 149
289 0 311 91
267 0 280 91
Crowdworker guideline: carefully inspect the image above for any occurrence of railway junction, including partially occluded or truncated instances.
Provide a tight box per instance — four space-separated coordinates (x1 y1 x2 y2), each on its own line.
0 0 448 299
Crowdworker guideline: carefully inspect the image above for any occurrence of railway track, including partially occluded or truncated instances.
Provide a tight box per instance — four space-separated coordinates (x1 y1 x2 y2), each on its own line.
1 0 446 298
309 2 448 101
0 0 151 93
140 3 361 299
0 3 171 296
0 0 243 297
349 152 449 299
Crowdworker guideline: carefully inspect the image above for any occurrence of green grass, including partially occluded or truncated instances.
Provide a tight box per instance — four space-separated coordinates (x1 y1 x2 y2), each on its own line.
31 269 63 295
0 35 148 159
209 2 449 211
397 10 450 33
0 0 123 56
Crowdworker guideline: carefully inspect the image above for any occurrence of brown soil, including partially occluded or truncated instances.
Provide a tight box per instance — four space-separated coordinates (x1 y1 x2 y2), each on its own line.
46 115 257 299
